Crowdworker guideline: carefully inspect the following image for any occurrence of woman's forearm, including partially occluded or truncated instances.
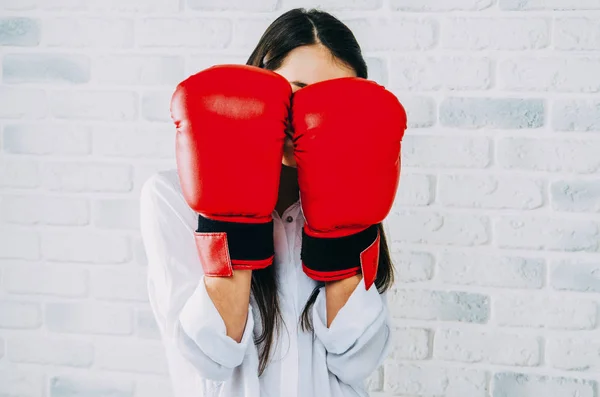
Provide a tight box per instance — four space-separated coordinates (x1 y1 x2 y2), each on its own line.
204 270 252 342
324 274 362 327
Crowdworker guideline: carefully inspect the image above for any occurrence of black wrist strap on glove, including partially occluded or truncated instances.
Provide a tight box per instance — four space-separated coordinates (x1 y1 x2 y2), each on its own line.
300 224 379 275
196 214 274 262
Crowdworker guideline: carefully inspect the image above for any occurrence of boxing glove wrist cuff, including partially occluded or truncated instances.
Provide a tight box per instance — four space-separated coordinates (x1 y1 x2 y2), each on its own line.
300 224 380 286
194 214 274 276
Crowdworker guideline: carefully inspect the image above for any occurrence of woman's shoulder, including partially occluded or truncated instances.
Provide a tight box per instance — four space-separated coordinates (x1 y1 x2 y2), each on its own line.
141 168 182 197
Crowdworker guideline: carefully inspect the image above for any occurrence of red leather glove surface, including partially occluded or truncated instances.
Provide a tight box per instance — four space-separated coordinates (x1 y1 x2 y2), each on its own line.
171 64 291 276
292 77 407 289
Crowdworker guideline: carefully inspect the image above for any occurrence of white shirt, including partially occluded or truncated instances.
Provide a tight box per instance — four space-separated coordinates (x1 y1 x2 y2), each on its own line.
139 169 391 397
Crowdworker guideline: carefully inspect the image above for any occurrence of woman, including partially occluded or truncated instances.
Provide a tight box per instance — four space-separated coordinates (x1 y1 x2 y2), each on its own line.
140 8 405 397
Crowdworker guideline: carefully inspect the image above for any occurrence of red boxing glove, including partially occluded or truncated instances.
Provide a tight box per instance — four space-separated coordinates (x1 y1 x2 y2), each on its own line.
292 78 407 289
171 65 291 277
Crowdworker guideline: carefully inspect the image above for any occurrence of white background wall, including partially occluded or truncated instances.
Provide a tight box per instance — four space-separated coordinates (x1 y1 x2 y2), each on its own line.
1 0 600 396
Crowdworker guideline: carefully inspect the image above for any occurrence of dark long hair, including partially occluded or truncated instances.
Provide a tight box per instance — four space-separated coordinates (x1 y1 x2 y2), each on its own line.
246 8 396 375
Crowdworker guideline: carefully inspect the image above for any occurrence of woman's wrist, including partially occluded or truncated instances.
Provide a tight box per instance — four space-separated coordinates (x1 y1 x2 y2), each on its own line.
204 270 253 342
324 274 362 327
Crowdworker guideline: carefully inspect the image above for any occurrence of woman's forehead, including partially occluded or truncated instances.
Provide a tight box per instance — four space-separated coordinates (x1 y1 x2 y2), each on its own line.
274 44 356 86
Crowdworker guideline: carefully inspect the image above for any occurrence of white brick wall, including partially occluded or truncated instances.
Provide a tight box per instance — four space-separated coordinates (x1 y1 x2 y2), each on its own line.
1 1 600 396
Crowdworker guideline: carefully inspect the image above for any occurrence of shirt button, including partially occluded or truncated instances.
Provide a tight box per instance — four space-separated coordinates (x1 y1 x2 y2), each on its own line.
286 216 294 223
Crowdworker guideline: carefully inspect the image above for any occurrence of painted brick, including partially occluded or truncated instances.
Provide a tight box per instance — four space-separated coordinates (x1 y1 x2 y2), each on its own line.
345 18 438 51
0 17 40 46
188 54 248 75
0 0 32 10
551 259 600 293
439 175 543 209
91 267 148 302
389 289 490 323
93 125 174 158
438 253 544 289
498 138 600 173
551 180 600 213
0 160 40 189
388 328 430 360
434 329 540 366
3 54 90 84
0 227 40 260
0 301 41 329
4 0 179 11
94 199 140 230
49 91 137 121
391 0 493 10
402 136 491 168
141 91 172 122
0 0 35 9
3 124 91 155
547 337 600 371
395 174 433 207
4 264 87 296
137 18 232 48
95 55 184 86
500 0 600 10
366 368 383 393
492 372 595 397
389 251 435 283
0 371 43 397
8 336 93 367
494 294 597 329
42 162 133 192
50 376 134 397
553 99 600 132
0 87 47 119
231 19 272 50
284 0 382 9
440 97 544 129
81 0 179 12
46 302 133 335
392 94 436 128
388 211 490 246
365 57 387 86
443 18 549 50
45 17 134 48
499 58 600 92
384 365 487 396
495 216 599 252
95 340 168 374
188 0 278 11
134 379 173 397
555 18 600 50
41 231 130 264
1 194 89 225
390 57 491 91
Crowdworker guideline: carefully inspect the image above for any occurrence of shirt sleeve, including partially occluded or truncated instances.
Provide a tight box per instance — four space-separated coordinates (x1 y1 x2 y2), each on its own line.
311 278 391 386
140 171 254 382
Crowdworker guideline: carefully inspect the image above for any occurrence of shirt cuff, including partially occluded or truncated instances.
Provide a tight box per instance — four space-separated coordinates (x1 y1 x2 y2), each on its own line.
178 275 254 369
312 278 384 355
